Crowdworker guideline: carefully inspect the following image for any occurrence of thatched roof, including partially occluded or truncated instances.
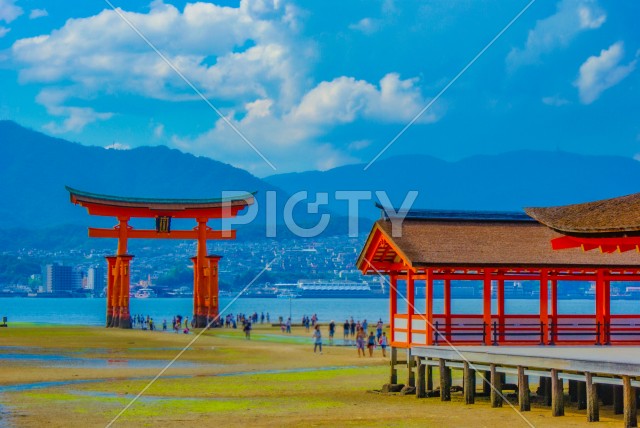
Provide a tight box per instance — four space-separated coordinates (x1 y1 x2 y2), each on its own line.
526 193 640 236
357 217 640 271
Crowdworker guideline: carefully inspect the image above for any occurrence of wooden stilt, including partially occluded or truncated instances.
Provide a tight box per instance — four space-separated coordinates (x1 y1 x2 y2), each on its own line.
491 364 502 408
390 347 398 384
440 359 451 401
586 372 599 422
569 380 577 403
483 370 491 396
544 377 552 406
464 361 475 404
407 349 415 388
551 369 564 416
426 360 433 391
615 385 625 415
518 366 530 411
577 380 587 410
624 376 638 428
416 356 426 398
599 384 613 406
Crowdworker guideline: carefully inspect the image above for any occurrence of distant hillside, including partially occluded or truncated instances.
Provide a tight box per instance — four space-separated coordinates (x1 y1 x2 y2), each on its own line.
265 151 640 219
2 120 640 235
0 120 279 229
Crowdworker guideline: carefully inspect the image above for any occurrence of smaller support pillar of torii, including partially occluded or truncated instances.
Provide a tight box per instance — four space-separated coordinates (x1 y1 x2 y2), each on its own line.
192 254 222 327
205 255 222 325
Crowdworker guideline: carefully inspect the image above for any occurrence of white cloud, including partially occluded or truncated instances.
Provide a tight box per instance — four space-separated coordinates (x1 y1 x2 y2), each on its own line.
290 73 438 125
578 4 605 29
105 142 131 150
153 123 165 138
507 0 606 69
349 18 381 35
29 9 48 19
575 41 636 104
10 1 439 173
12 1 309 106
542 95 570 106
0 0 21 37
37 88 113 133
172 73 436 175
0 0 22 23
42 107 113 134
10 0 316 138
348 139 371 151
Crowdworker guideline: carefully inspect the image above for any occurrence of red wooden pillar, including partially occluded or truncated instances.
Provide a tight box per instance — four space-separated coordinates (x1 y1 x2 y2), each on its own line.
111 217 130 328
117 255 133 329
595 269 606 345
426 269 434 345
205 255 222 323
483 270 492 345
497 275 505 343
191 256 199 325
390 274 398 343
105 256 116 327
194 219 209 327
111 260 121 328
550 276 558 343
540 269 549 344
407 270 415 346
603 274 611 345
444 277 451 341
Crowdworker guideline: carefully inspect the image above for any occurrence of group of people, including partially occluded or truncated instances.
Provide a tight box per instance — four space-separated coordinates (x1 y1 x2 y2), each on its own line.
310 317 388 357
223 312 270 329
301 314 319 331
131 314 172 332
131 314 156 330
171 315 191 334
129 310 388 357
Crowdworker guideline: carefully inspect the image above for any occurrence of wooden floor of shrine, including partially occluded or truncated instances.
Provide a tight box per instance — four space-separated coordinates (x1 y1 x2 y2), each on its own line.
411 345 640 378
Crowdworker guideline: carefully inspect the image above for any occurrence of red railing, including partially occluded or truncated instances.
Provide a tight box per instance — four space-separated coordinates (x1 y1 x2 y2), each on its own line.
391 313 640 346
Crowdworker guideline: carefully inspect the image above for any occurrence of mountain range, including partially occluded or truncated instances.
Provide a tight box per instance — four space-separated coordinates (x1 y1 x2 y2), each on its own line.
265 151 640 219
2 120 640 235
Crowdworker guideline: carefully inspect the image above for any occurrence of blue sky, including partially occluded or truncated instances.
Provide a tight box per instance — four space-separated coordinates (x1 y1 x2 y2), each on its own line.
0 0 638 176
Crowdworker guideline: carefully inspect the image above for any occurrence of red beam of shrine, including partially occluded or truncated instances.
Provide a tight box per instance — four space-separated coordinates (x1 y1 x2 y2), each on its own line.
88 227 236 240
551 235 640 253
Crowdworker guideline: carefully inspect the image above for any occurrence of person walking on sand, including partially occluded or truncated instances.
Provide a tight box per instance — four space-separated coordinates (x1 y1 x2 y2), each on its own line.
243 321 252 340
367 331 376 357
328 320 335 345
343 319 349 342
286 317 292 334
313 324 322 354
376 319 383 340
379 332 388 357
356 327 366 357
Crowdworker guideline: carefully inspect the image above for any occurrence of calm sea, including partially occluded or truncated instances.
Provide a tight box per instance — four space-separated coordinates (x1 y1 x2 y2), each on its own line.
1 297 638 326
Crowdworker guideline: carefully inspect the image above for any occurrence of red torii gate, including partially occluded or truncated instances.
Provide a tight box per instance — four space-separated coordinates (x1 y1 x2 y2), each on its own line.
67 186 254 328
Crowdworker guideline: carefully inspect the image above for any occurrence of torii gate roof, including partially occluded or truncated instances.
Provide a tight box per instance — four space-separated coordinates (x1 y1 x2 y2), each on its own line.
66 186 255 218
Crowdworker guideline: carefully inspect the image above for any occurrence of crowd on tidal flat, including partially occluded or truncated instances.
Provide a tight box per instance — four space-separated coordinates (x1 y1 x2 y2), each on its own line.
129 309 389 357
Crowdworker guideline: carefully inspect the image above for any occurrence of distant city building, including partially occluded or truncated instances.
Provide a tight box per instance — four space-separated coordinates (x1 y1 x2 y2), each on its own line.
86 266 106 295
42 263 81 294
